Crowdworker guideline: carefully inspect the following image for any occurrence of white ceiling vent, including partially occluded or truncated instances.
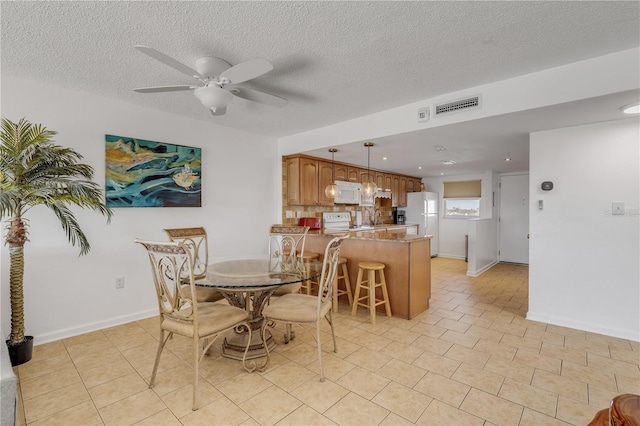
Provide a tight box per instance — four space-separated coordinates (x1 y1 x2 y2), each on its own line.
434 95 482 117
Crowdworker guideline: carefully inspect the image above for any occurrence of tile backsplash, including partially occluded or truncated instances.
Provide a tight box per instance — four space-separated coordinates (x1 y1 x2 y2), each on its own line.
281 204 396 227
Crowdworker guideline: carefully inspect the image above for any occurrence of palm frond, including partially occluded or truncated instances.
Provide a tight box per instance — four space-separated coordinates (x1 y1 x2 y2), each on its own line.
47 203 92 256
0 116 113 246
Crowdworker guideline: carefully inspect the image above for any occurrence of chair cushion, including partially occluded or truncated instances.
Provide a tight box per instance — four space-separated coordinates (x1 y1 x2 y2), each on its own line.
263 293 331 323
162 304 248 337
181 285 224 303
272 283 302 296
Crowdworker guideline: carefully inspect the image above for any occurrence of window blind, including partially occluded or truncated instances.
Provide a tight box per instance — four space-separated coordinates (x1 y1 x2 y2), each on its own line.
443 180 481 198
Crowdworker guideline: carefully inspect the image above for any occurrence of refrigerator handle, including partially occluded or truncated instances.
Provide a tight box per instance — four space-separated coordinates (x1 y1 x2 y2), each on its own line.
424 199 428 230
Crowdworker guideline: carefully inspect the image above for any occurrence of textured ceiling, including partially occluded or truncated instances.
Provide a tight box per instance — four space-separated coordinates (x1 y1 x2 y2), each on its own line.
2 1 639 176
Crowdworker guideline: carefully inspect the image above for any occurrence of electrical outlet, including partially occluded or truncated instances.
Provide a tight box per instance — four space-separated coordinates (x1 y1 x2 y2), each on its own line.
115 277 125 289
285 210 293 218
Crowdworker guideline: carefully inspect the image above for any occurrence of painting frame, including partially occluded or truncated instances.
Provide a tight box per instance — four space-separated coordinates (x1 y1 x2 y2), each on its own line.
105 134 202 208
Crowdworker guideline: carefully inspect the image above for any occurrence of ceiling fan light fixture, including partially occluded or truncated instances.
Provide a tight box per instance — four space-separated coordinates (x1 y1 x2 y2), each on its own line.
194 85 233 110
621 102 640 114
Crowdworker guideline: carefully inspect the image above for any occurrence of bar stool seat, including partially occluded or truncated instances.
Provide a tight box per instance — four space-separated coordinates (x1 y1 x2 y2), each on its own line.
351 261 392 324
333 257 353 312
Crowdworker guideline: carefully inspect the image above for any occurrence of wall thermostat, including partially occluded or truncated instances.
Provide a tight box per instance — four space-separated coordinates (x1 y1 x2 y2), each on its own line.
541 181 553 191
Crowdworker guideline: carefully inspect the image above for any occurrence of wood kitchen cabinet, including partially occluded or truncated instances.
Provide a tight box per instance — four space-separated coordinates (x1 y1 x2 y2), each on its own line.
335 164 360 182
286 155 335 206
317 160 335 205
375 171 386 190
384 174 393 193
285 154 421 207
358 168 376 184
407 177 421 193
391 175 400 207
398 176 407 206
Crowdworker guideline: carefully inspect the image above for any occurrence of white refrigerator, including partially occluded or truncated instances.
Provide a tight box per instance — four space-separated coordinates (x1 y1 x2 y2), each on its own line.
404 191 439 257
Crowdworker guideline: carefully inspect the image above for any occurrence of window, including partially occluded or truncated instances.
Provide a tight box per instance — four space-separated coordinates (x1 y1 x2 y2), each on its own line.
444 199 480 217
443 179 481 218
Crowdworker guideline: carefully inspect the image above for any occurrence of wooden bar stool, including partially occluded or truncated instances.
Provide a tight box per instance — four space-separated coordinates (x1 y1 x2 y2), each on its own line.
299 252 320 294
333 257 353 312
351 261 392 324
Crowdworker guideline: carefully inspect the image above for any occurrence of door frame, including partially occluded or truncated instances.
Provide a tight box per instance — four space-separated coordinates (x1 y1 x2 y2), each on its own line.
497 172 530 264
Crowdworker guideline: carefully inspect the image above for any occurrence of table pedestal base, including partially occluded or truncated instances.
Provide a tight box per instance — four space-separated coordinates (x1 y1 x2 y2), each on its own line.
221 327 276 360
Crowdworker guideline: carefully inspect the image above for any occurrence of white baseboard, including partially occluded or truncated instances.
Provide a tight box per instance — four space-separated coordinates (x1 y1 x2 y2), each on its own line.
527 311 640 342
436 254 466 260
33 309 157 346
466 260 498 277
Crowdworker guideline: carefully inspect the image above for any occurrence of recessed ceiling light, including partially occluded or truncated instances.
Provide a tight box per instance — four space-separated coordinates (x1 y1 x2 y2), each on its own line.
382 157 387 160
440 172 444 175
418 166 422 169
505 157 511 162
621 102 640 114
435 145 446 152
441 160 456 165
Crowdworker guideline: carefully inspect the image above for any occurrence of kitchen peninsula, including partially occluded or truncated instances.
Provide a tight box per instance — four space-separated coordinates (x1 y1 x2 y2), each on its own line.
305 229 431 319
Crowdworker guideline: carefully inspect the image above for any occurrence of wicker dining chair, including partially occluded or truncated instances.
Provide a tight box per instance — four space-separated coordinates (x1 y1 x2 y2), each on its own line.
262 234 349 381
135 239 251 411
164 227 224 303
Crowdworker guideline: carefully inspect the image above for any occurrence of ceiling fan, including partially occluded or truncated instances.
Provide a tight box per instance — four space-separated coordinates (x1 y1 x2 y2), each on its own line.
133 45 287 116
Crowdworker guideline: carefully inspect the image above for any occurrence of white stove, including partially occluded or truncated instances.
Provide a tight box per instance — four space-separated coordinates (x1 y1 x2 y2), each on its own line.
322 212 351 230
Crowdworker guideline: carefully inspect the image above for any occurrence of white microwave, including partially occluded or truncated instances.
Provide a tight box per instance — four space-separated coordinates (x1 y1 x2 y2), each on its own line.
333 181 361 204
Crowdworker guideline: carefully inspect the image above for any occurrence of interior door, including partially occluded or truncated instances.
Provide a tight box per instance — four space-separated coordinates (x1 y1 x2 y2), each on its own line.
499 174 529 264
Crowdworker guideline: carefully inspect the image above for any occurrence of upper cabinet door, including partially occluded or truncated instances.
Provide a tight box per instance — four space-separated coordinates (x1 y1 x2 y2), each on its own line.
318 160 335 206
375 171 385 190
286 157 302 205
391 175 400 207
300 157 320 206
398 176 407 206
347 167 360 182
407 178 416 193
335 164 348 181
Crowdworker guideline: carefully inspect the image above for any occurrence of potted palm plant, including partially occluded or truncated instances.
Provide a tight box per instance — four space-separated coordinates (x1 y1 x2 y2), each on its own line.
0 117 113 366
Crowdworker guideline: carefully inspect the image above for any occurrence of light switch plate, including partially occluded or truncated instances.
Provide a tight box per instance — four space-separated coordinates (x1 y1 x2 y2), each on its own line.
612 201 625 215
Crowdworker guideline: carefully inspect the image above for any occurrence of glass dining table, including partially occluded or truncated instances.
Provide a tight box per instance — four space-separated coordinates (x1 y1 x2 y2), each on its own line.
197 258 322 369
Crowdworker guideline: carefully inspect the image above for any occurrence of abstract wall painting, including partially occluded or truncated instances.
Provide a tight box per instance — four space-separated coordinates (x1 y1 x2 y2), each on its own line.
105 135 201 207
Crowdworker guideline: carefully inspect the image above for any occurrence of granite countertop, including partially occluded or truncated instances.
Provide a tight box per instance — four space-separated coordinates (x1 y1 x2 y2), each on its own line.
308 228 431 242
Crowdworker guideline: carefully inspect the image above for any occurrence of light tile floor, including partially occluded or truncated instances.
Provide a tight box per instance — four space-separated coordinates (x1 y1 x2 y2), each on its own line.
14 258 640 425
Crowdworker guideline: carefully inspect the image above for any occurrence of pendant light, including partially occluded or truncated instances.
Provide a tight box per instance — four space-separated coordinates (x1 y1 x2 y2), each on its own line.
361 142 378 197
324 148 341 198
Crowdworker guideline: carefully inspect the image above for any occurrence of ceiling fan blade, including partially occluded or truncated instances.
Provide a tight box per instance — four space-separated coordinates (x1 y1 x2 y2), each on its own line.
210 106 227 116
230 87 287 108
133 85 195 93
135 45 202 79
220 58 273 84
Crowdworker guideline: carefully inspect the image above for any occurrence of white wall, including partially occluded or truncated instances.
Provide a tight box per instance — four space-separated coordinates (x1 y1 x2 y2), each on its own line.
467 218 498 277
423 172 496 259
528 118 640 341
279 48 640 154
1 75 279 344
